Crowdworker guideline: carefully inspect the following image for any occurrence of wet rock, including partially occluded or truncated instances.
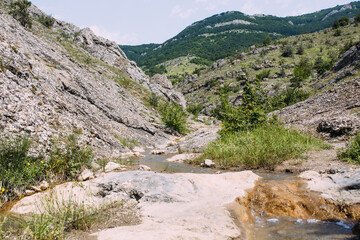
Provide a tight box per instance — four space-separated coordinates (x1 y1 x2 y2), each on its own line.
129 189 144 202
167 153 201 163
151 149 165 155
138 165 151 171
353 220 360 235
201 159 215 168
78 169 95 181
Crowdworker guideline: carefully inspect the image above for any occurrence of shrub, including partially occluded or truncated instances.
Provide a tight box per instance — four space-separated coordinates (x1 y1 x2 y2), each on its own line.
281 45 293 57
159 102 188 134
48 133 93 180
338 133 360 164
313 57 334 75
291 58 312 88
355 14 360 24
0 136 45 203
186 103 203 117
9 0 32 28
339 16 349 26
332 20 340 29
213 81 268 134
339 40 355 55
194 125 329 169
269 88 310 111
38 14 55 28
296 44 305 55
262 37 271 46
256 69 270 81
148 92 161 108
334 29 342 37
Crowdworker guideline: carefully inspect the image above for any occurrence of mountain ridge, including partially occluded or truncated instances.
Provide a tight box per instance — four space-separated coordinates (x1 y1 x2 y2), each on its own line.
121 1 360 73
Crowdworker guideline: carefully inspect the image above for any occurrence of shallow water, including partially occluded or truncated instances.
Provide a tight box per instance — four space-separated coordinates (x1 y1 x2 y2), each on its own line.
136 150 216 174
137 151 357 239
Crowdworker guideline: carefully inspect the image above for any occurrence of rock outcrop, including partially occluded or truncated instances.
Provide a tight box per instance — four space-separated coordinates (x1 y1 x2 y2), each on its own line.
272 40 360 137
11 170 260 239
149 74 186 109
0 3 171 156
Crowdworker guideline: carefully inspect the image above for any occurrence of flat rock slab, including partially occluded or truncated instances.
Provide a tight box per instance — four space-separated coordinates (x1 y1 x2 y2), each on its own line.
11 171 259 239
300 169 360 205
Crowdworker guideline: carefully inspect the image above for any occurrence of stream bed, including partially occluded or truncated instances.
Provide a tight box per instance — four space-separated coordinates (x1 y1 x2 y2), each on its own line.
135 151 357 240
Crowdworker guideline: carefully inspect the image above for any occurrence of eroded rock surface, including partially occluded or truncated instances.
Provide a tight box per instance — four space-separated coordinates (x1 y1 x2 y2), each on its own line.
0 3 171 157
11 171 260 239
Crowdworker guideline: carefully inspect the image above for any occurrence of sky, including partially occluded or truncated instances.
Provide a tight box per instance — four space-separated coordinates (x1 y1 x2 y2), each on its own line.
30 0 353 45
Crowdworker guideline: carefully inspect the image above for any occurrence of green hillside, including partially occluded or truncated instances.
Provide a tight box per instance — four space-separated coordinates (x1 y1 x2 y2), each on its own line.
121 1 360 74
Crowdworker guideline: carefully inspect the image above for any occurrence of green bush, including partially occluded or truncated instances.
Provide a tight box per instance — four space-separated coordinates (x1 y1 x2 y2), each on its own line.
213 81 268 134
0 136 45 202
334 29 342 37
9 0 32 28
160 102 188 134
38 14 55 28
269 88 310 111
148 92 161 108
262 37 271 46
48 133 93 180
195 125 329 169
338 133 360 164
313 57 334 75
256 69 271 81
339 16 350 26
281 45 293 57
296 44 305 55
291 58 312 87
355 14 360 24
186 103 203 117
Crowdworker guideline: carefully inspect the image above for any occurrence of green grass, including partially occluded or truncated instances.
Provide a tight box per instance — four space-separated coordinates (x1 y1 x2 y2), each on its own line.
193 125 330 169
338 133 360 164
0 196 129 240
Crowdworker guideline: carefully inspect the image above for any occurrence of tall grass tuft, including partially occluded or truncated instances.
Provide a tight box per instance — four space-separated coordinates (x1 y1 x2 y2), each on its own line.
338 133 360 164
196 125 330 169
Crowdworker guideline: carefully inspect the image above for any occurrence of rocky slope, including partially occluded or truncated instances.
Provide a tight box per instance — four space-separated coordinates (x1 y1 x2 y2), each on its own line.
0 2 186 157
273 41 360 137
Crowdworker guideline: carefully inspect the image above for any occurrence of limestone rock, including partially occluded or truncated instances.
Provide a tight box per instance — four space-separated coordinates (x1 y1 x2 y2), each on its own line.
39 180 49 191
30 186 41 192
25 190 35 196
201 159 215 168
78 169 95 181
151 149 165 155
150 74 172 89
11 171 260 239
105 162 126 173
149 74 187 109
138 165 151 171
0 2 173 158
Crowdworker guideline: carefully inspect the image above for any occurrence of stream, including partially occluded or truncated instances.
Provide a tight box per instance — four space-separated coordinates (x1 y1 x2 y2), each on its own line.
135 151 357 240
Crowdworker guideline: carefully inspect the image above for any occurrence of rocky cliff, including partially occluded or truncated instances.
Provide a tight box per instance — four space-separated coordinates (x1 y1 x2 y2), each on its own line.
0 2 181 156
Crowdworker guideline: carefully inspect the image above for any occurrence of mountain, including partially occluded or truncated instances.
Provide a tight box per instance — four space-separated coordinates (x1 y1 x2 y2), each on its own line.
0 1 188 157
121 1 360 73
174 18 360 130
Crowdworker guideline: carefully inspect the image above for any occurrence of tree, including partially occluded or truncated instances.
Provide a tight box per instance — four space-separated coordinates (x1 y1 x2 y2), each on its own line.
355 14 360 24
9 0 32 28
339 16 349 26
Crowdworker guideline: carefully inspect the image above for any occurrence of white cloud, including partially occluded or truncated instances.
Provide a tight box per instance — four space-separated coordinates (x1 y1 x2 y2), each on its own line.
90 25 139 45
171 5 196 19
